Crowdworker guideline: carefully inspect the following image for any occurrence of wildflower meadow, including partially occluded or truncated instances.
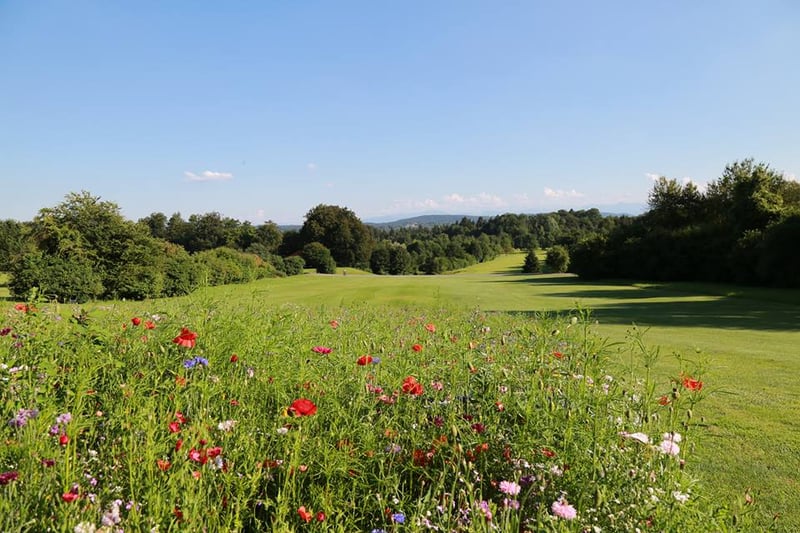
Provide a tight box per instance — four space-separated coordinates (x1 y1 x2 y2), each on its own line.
1 298 743 531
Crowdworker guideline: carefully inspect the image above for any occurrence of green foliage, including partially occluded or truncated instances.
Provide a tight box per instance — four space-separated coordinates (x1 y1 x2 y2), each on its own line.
546 245 570 273
302 242 337 274
194 247 275 286
300 204 373 268
8 251 103 302
571 160 800 287
282 255 306 276
522 248 541 273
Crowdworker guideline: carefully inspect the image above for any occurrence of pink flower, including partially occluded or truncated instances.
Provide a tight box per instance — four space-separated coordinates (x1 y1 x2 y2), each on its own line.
551 498 577 520
498 480 521 496
658 439 681 456
425 323 436 333
312 346 332 354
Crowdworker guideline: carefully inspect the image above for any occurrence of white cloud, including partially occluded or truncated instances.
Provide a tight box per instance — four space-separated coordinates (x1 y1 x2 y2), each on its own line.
645 172 662 182
255 209 265 219
184 170 234 182
307 163 317 172
543 187 584 199
784 172 797 182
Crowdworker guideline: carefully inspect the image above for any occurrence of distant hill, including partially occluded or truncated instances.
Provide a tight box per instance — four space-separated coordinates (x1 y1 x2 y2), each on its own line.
366 214 479 229
278 206 644 232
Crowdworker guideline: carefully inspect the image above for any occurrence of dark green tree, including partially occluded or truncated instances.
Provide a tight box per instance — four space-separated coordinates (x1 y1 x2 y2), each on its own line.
522 249 540 273
300 205 373 268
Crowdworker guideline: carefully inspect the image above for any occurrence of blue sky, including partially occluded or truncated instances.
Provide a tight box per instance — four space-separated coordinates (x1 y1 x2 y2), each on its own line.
2 1 798 224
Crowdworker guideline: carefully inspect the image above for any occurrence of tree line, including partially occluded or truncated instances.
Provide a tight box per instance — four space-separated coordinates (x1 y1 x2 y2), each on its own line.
8 158 790 303
0 193 616 301
570 159 800 287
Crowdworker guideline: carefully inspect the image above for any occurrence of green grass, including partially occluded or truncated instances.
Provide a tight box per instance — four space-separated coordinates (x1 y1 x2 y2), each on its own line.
0 272 10 300
4 254 798 529
180 253 799 530
1 290 723 531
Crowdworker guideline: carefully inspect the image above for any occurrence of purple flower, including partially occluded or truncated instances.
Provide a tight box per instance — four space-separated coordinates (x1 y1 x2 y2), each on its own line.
56 413 72 425
0 327 11 336
8 408 38 428
391 513 405 524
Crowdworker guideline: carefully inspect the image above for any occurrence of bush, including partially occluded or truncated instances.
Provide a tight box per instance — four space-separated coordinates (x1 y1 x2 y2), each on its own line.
282 255 306 276
546 245 570 273
9 252 103 302
302 242 336 274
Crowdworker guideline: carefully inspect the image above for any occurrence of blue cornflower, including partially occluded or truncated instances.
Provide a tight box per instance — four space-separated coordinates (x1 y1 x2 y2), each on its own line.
392 513 405 523
183 357 209 369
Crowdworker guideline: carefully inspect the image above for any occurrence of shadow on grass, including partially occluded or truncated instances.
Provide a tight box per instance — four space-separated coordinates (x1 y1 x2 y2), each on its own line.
485 275 800 331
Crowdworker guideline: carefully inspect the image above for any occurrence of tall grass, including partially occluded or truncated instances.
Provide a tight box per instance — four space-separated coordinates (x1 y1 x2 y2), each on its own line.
0 298 742 532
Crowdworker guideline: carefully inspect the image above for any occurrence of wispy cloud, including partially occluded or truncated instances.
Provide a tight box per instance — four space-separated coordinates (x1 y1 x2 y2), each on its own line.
645 172 662 182
184 170 234 182
543 187 584 199
307 163 317 172
784 171 797 182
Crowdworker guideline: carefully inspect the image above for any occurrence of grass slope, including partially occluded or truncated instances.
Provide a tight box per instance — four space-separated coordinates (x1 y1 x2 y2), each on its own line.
179 253 799 530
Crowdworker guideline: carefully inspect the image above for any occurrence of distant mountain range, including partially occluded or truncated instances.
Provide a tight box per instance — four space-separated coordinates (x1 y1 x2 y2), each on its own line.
278 204 645 232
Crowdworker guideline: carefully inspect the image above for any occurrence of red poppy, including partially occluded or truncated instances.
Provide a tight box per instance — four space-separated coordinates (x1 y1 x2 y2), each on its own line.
329 320 339 329
658 395 671 406
173 328 198 348
157 459 171 471
401 376 424 396
188 447 208 465
316 511 326 522
541 447 556 458
682 376 703 392
61 492 79 503
298 506 312 523
552 351 564 359
207 446 222 458
14 303 29 313
312 346 332 354
289 398 317 416
175 438 183 451
169 421 181 433
412 344 423 352
413 448 434 467
230 353 239 363
356 355 373 366
425 323 436 333
131 317 142 326
144 321 156 330
59 434 69 447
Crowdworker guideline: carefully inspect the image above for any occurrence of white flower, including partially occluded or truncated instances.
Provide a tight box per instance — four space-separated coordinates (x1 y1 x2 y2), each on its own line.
672 490 690 503
620 431 650 444
74 523 96 533
217 419 237 432
662 432 682 443
276 427 288 435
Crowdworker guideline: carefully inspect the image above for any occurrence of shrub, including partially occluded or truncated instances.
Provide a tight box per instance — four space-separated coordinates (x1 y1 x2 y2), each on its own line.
9 252 103 302
546 245 570 273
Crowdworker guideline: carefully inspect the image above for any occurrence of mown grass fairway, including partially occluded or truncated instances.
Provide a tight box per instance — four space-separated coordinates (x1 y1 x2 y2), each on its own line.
185 253 800 530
